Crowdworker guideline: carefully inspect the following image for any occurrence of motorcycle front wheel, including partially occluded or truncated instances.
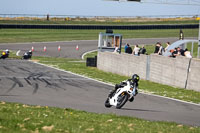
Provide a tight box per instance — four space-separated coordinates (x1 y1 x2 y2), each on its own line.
116 93 128 109
104 98 112 108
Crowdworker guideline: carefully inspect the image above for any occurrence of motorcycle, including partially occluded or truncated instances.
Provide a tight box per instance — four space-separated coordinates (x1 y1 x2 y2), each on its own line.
105 79 137 109
22 50 32 60
0 49 9 59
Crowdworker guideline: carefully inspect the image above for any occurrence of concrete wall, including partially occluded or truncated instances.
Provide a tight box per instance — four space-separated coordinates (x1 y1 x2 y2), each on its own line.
187 58 200 91
97 52 147 79
97 52 200 92
149 55 190 89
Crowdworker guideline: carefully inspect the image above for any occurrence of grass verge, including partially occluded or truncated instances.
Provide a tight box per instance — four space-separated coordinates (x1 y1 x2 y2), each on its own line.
0 28 198 43
0 101 199 133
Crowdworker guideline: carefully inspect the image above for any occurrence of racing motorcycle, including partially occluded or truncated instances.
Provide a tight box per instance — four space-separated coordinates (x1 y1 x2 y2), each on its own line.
105 79 138 109
0 49 9 59
22 50 32 60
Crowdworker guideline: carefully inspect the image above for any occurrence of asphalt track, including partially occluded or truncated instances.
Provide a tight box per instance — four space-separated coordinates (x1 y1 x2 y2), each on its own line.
0 38 180 59
0 38 200 127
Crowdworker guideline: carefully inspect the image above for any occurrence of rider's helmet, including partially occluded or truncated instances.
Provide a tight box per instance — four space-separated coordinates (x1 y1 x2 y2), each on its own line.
28 50 32 54
5 49 9 54
2 51 6 56
132 74 140 82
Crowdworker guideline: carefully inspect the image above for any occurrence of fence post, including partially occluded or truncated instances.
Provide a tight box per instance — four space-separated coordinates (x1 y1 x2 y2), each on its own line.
185 58 192 89
146 55 150 80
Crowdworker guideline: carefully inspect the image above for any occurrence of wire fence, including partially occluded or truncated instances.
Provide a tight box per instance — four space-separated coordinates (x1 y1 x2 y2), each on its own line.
0 14 198 22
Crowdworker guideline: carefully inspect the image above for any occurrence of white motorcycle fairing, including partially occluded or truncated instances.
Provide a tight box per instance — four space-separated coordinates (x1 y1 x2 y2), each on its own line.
109 81 134 106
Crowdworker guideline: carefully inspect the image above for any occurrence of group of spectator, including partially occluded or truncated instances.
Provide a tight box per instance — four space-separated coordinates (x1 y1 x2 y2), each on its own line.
170 47 192 58
154 41 192 58
123 42 192 58
124 43 147 56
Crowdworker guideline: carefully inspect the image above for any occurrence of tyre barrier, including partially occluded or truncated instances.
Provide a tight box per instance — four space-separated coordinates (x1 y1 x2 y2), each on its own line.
86 56 97 67
0 24 198 30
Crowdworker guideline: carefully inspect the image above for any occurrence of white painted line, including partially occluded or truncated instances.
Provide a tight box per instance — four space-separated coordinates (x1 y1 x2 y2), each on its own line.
31 61 200 107
81 49 98 60
0 40 98 46
16 50 21 56
0 76 92 80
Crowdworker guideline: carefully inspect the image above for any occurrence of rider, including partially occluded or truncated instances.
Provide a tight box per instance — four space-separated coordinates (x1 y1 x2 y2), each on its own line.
109 74 140 102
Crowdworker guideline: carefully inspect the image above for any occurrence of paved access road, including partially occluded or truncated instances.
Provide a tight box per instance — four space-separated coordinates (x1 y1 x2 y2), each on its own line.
0 38 179 59
0 60 200 126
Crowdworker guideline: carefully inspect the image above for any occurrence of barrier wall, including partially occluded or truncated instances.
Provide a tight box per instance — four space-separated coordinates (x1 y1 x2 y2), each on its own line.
97 52 147 79
97 52 200 92
149 55 190 89
187 58 200 91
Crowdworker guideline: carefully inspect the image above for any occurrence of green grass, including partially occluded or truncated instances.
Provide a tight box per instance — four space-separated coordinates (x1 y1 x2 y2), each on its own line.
0 28 198 43
0 101 199 133
31 56 200 104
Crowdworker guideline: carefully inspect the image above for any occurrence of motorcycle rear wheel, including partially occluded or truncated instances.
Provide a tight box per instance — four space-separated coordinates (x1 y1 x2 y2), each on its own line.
116 93 128 109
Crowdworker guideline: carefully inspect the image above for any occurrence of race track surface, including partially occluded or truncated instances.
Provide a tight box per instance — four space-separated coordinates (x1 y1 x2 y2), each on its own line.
0 38 200 126
0 60 200 126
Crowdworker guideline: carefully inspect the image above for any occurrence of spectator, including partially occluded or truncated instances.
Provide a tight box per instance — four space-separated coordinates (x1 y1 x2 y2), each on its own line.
133 44 140 56
124 43 129 52
158 43 164 55
170 48 178 58
139 45 146 55
165 42 170 51
154 42 161 54
177 47 185 56
114 47 119 53
170 47 185 58
126 44 133 54
184 49 192 58
107 42 111 47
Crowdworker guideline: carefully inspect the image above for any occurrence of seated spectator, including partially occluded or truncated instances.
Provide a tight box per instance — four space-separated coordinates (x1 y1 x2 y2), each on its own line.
154 42 161 54
133 44 140 56
170 48 178 58
126 44 133 54
165 42 170 51
124 43 129 52
158 43 164 55
139 45 146 55
184 49 192 58
177 47 185 56
107 42 111 47
114 47 119 53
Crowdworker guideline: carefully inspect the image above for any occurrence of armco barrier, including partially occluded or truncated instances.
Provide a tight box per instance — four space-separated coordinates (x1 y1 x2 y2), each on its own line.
97 52 200 92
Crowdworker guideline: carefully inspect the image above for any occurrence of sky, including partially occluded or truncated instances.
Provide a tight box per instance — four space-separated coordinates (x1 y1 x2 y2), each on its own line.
0 0 200 17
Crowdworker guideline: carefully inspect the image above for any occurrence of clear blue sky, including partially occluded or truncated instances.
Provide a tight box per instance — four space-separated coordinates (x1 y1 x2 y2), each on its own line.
0 0 200 17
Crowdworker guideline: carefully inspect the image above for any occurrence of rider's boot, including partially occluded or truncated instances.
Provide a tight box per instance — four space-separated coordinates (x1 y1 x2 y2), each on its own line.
129 96 134 102
135 89 138 96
